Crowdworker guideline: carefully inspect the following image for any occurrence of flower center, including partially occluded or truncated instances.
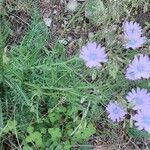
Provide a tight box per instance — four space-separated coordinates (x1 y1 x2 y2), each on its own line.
89 53 97 61
135 97 143 105
143 116 150 125
136 64 144 72
113 108 119 114
131 28 135 34
128 39 136 45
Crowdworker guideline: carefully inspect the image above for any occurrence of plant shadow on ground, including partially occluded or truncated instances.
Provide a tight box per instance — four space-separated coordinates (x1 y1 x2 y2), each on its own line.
1 0 150 149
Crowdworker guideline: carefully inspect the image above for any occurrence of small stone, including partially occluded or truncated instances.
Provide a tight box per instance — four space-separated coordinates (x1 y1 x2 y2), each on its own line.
68 36 72 42
88 32 94 39
59 39 68 45
43 17 52 27
67 0 78 12
53 10 57 15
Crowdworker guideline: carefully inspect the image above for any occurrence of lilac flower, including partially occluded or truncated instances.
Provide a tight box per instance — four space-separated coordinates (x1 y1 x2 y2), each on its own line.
126 87 150 111
123 35 146 49
80 42 108 68
106 101 127 122
123 21 142 36
133 110 150 132
123 21 146 49
126 54 150 80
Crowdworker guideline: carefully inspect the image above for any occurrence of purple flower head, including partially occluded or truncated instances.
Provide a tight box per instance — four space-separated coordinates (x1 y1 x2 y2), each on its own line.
126 54 150 80
123 21 142 36
126 87 150 111
80 42 108 68
123 35 146 49
123 21 146 49
106 101 127 122
133 110 150 132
